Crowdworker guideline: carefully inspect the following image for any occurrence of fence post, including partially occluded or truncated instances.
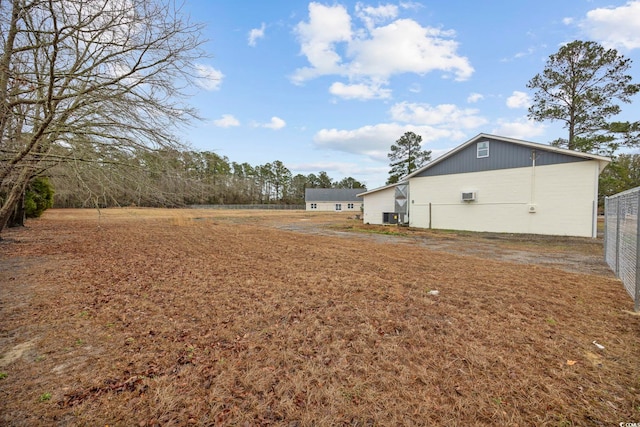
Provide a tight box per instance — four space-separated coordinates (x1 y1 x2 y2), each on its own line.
636 192 640 312
616 199 621 277
604 196 608 263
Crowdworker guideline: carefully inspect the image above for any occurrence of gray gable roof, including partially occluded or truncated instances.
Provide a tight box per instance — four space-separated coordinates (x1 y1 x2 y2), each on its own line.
405 133 611 180
305 188 363 202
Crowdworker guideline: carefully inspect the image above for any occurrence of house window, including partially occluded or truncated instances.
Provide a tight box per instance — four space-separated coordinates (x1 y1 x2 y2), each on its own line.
310 203 317 209
477 141 489 158
335 203 342 211
347 203 354 209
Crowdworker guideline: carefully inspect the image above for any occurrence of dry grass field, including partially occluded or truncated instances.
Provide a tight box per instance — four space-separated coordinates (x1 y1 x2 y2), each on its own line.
0 208 638 426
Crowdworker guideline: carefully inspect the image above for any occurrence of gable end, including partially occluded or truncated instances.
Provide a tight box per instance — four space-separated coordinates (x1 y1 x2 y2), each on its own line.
414 138 588 178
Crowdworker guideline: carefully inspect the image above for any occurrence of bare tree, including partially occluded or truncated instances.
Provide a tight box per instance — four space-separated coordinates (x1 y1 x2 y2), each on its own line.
0 0 206 233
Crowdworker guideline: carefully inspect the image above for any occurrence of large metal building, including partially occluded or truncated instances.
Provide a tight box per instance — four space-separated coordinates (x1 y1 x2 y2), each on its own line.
358 134 610 237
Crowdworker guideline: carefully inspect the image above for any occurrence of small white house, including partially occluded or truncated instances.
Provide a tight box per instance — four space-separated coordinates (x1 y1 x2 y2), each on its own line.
358 134 610 237
305 188 363 212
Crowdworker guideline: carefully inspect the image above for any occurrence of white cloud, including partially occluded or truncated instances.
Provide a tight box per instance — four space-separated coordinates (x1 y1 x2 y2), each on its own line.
329 81 391 100
399 1 423 11
562 17 574 25
248 23 266 47
429 147 455 161
263 116 286 130
108 62 143 86
292 3 352 83
355 3 398 29
492 118 545 140
291 3 473 95
313 123 465 162
348 19 473 81
513 47 535 59
195 64 224 91
467 92 484 103
506 91 531 109
501 46 540 62
312 101 487 160
389 102 487 129
213 114 240 128
579 1 640 50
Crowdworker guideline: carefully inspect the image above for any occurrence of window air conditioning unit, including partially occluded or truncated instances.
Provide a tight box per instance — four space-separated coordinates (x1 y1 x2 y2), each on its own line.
461 191 476 202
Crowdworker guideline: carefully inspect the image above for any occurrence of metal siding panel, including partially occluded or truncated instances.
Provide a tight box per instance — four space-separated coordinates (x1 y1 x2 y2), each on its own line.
394 184 408 214
416 138 586 177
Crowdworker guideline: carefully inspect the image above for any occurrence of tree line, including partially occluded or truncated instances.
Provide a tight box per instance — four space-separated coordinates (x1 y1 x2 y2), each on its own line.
48 148 365 208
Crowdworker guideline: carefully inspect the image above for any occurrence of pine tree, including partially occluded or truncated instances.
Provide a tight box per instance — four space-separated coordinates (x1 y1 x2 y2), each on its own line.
527 40 639 154
387 132 431 184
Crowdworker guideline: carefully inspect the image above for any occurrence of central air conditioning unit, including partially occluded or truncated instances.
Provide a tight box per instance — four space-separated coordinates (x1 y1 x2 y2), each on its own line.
461 191 476 202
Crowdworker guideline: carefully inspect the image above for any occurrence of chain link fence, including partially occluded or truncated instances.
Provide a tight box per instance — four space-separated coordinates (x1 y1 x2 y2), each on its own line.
190 204 305 210
604 187 640 311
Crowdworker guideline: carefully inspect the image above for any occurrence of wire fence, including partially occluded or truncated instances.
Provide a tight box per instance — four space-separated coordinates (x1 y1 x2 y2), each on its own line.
190 204 305 210
604 187 640 311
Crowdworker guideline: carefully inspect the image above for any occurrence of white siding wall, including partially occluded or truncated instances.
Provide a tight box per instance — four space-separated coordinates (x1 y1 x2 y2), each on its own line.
306 201 362 212
408 161 600 237
362 187 396 224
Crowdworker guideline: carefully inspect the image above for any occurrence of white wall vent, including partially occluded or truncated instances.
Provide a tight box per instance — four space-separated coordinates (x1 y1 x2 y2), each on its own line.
461 192 476 202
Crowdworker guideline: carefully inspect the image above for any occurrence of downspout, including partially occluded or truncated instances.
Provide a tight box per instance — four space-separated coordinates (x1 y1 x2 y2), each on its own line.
592 161 601 238
406 182 410 226
530 150 536 206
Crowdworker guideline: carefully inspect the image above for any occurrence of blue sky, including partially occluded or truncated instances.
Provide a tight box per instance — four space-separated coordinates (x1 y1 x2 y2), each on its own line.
182 1 640 189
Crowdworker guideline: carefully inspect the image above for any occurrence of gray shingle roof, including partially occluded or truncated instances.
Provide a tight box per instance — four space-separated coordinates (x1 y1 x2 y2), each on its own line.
304 188 363 202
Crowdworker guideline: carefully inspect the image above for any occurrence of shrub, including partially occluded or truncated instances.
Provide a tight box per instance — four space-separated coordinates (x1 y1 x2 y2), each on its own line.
25 177 54 218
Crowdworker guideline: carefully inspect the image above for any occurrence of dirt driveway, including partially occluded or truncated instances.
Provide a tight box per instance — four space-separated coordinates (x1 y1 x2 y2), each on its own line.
256 211 613 277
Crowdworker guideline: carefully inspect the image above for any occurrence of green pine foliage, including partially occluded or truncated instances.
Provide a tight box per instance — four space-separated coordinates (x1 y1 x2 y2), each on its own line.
387 131 431 185
527 40 639 155
599 154 640 198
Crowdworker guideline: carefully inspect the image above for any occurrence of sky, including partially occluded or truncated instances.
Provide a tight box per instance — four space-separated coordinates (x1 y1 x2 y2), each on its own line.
181 0 640 189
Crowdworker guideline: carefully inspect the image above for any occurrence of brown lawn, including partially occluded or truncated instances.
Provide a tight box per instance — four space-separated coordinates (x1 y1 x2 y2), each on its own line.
0 208 638 426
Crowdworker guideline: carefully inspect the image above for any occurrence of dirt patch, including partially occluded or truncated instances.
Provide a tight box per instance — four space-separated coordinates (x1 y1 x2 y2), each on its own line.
274 214 612 277
0 340 38 368
0 208 637 426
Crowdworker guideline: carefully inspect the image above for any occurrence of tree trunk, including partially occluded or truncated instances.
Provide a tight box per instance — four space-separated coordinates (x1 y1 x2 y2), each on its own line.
0 167 31 234
7 191 25 227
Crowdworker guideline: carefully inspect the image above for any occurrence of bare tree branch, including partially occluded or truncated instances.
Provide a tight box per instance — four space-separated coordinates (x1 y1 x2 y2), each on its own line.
0 0 207 232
